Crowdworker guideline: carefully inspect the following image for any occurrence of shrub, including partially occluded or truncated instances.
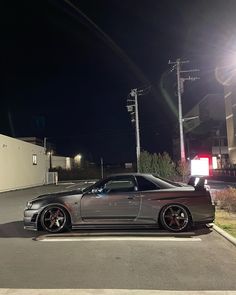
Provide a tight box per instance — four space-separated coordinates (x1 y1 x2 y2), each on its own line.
51 167 101 181
176 160 190 183
213 187 236 213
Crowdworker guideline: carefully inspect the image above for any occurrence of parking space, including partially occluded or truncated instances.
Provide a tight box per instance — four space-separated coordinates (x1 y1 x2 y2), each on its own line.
0 185 236 291
35 227 205 242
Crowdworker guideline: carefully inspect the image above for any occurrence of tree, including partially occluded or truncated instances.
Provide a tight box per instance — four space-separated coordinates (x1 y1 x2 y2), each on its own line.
139 150 152 173
140 150 176 179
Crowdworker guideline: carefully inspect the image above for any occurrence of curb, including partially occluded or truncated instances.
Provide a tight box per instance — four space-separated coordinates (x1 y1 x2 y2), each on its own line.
213 224 236 247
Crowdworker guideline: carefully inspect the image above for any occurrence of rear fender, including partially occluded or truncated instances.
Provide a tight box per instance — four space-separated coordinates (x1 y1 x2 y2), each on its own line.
158 202 193 227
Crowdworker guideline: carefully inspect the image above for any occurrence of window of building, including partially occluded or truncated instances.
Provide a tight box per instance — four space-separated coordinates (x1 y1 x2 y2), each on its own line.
32 154 37 165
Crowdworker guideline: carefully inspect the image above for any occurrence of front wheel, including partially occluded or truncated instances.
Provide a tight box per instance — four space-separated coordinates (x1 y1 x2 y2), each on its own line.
160 204 190 232
40 205 70 233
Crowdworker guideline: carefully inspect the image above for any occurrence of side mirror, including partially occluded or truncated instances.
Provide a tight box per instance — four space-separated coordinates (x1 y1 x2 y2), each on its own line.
91 188 104 194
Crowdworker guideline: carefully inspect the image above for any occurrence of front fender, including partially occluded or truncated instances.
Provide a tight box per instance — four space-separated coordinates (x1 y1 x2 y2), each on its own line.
36 202 73 229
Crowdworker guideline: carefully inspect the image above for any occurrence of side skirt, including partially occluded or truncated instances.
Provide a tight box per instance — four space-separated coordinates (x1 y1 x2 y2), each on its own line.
72 224 160 230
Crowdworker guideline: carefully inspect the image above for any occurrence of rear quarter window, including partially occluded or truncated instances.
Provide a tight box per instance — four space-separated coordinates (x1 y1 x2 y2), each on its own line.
136 176 159 191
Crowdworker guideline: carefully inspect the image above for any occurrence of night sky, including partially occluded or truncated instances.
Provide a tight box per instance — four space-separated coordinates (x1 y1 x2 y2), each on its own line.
1 0 236 163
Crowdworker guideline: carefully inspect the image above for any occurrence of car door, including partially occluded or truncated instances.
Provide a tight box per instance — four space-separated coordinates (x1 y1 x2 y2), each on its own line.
80 175 140 223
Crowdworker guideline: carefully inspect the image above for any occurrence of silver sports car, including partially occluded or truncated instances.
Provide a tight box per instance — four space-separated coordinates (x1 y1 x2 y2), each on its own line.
24 173 215 233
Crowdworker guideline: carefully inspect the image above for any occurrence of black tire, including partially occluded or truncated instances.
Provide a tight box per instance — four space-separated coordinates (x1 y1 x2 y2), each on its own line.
40 205 70 233
160 204 190 232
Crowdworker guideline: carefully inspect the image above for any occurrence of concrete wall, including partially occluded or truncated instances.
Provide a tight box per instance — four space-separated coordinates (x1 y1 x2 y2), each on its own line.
0 134 47 192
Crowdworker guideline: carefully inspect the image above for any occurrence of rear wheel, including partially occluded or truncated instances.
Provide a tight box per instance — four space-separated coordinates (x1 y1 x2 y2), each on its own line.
40 205 70 233
160 204 190 232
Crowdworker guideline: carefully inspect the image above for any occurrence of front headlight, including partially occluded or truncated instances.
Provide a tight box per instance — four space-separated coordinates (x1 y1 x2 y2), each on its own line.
25 201 33 209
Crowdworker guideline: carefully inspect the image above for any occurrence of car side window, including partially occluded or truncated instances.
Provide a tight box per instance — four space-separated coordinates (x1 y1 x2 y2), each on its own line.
103 177 136 193
136 176 159 191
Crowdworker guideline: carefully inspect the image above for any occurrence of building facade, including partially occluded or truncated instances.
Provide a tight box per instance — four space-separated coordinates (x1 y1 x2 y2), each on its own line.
0 134 47 192
173 93 228 168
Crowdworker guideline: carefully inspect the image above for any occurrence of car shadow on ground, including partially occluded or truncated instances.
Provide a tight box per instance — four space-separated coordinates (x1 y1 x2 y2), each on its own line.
0 221 213 239
0 221 42 238
191 225 214 236
36 225 213 241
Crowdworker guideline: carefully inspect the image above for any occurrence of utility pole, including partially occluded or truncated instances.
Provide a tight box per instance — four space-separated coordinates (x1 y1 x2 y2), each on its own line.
127 88 143 172
168 59 199 162
43 137 47 154
176 59 186 162
100 157 104 178
132 89 141 172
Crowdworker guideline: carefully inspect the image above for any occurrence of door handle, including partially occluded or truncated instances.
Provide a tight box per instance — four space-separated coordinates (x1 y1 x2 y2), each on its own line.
127 196 134 200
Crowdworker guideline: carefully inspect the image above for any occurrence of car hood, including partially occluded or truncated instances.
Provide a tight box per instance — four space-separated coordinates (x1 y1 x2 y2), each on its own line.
32 189 83 202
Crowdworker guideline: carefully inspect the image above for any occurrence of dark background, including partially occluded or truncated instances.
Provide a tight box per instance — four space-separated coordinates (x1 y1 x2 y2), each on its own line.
1 0 236 163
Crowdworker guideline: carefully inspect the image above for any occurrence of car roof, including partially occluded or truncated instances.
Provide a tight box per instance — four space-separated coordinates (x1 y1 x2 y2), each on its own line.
108 173 153 177
106 173 180 189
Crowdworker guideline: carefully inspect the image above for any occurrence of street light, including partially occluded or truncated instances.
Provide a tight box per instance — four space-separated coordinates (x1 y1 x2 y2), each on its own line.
74 154 82 167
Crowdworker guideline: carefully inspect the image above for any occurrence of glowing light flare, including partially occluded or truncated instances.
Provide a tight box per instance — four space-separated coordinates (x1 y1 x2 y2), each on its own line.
191 157 209 176
215 51 236 86
74 154 82 165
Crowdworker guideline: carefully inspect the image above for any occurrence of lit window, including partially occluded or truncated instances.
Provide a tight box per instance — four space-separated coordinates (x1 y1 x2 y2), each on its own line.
32 154 37 165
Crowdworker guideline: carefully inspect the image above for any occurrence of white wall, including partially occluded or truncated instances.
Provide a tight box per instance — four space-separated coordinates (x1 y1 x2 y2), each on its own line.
50 155 72 170
0 134 47 192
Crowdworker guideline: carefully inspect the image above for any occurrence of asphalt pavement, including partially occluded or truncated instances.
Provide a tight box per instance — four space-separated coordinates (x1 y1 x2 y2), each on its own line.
207 179 236 190
0 183 236 292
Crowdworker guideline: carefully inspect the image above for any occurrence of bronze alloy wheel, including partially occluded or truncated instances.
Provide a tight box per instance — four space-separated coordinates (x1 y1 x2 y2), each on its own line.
160 204 190 232
40 206 69 233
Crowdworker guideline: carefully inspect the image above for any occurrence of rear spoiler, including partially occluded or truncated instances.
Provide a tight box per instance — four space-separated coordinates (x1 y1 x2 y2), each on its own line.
188 176 208 191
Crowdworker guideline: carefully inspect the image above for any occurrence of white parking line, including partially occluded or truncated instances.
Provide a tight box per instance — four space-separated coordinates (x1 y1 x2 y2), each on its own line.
38 236 202 242
66 184 79 189
0 289 235 295
58 182 75 186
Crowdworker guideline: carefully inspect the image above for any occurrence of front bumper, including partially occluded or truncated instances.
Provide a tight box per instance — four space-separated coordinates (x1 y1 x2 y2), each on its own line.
24 209 39 231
